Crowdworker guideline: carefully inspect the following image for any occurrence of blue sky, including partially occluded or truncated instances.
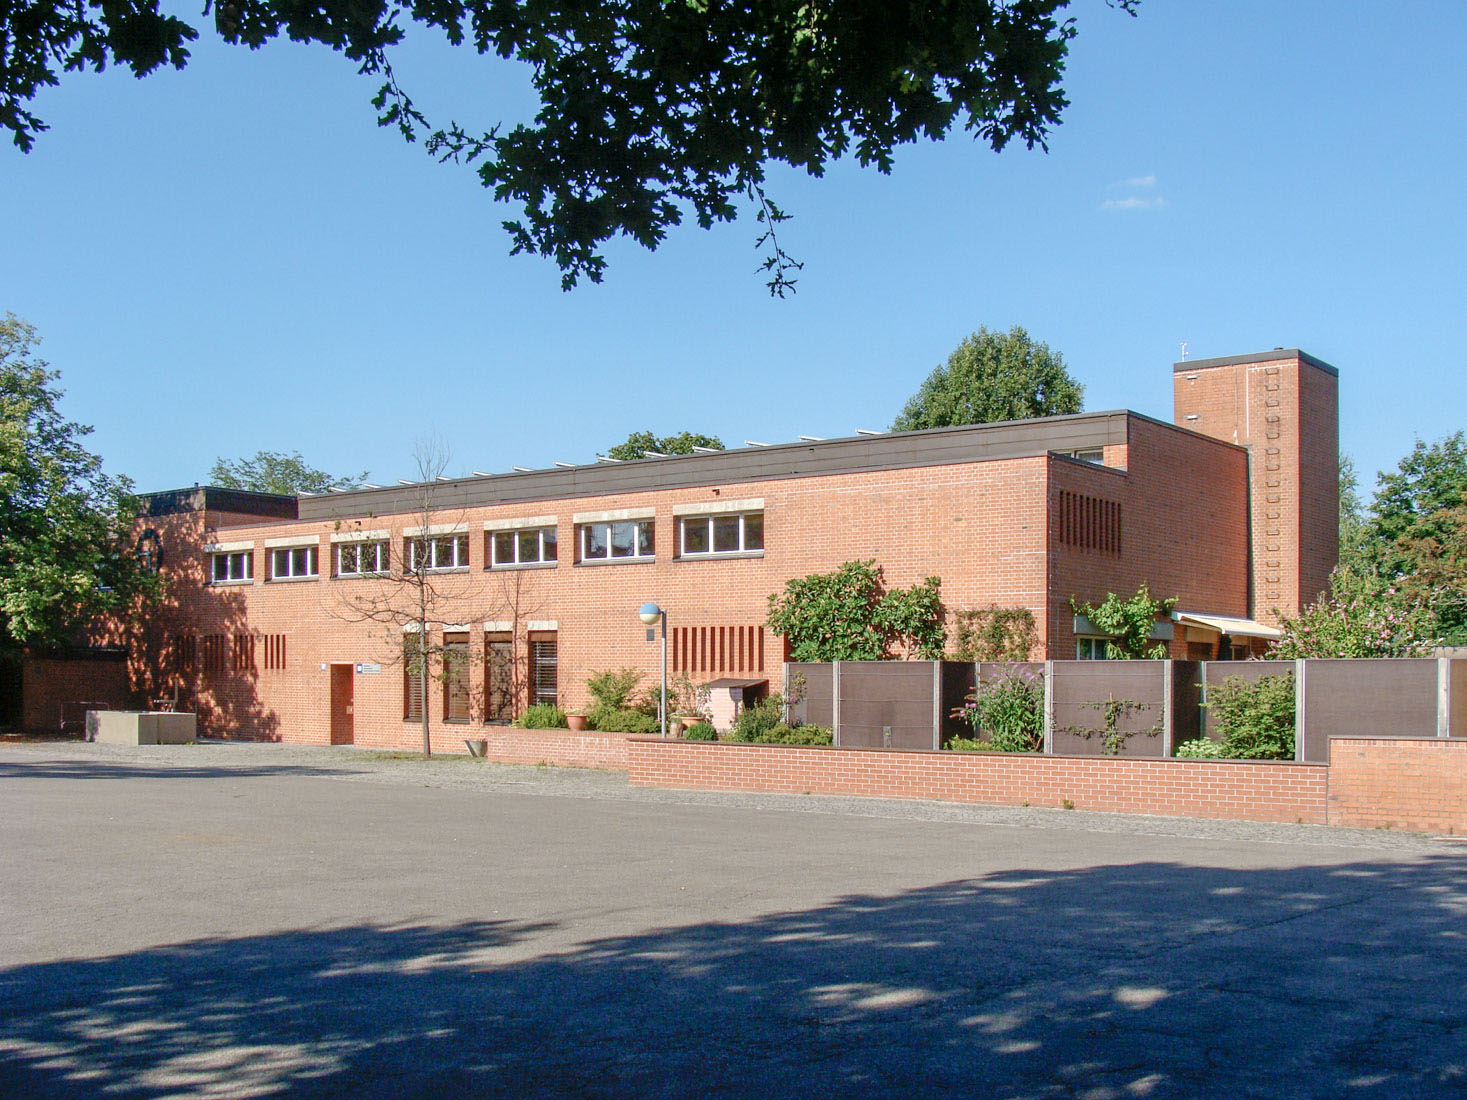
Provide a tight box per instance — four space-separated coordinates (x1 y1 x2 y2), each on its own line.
3 1 1463 498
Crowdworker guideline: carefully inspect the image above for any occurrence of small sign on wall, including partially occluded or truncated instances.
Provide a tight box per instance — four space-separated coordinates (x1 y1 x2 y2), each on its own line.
356 663 382 675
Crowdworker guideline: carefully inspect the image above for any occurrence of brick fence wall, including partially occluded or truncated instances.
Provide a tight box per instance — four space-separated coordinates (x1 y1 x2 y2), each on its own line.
472 728 634 770
1327 738 1467 834
626 740 1330 825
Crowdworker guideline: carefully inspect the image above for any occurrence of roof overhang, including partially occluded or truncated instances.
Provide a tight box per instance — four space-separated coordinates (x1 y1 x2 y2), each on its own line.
1171 611 1282 640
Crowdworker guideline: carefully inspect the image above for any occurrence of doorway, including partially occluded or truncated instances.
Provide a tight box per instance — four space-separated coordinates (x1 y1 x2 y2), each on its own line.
330 664 354 745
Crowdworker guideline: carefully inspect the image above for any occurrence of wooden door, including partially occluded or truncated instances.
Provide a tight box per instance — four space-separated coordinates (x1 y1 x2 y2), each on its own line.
330 664 354 745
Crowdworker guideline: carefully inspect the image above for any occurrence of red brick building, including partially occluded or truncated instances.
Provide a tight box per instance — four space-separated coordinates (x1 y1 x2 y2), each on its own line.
96 348 1336 747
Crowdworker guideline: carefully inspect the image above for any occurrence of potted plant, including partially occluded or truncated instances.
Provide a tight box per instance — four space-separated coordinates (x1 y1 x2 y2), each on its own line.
566 712 588 732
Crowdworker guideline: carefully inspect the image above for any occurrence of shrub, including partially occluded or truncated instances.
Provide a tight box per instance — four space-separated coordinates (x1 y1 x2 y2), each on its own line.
683 720 717 741
588 708 660 734
945 737 1012 752
753 723 833 746
1204 673 1296 760
1174 738 1228 759
731 695 785 741
948 606 1038 662
952 665 1044 752
514 704 567 729
585 669 645 711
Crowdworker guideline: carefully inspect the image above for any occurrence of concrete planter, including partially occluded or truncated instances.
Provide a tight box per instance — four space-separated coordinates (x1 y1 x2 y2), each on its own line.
87 711 196 745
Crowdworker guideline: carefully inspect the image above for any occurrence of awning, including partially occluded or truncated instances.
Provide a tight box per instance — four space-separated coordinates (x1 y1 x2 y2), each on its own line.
1171 611 1282 640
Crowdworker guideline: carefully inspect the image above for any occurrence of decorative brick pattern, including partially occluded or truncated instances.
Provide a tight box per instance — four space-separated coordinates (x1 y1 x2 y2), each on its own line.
627 740 1329 825
1327 738 1467 834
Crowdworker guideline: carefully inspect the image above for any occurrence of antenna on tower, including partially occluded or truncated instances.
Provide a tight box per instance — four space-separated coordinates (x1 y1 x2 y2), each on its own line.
1180 341 1189 362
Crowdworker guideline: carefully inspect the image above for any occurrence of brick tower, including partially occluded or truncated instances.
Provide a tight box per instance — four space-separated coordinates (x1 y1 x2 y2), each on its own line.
1173 349 1339 624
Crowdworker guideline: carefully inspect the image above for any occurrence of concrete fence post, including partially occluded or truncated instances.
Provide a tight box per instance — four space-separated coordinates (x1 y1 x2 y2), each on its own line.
1200 661 1210 742
832 661 842 748
1294 659 1307 762
1439 658 1451 739
1162 660 1174 756
1043 660 1055 754
931 661 942 751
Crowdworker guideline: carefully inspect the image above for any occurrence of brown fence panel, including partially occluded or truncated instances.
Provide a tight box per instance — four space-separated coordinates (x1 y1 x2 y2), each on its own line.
1170 660 1202 752
1199 660 1294 743
1302 660 1438 761
1050 661 1167 758
941 662 977 746
786 663 833 729
838 661 936 749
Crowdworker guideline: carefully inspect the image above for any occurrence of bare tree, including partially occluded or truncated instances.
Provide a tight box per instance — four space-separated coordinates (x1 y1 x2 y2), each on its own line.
479 566 550 725
333 436 480 757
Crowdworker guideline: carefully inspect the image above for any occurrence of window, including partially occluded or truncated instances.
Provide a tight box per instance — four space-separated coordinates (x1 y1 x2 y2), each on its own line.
263 634 287 671
579 520 654 562
210 551 252 583
269 546 318 580
404 635 425 721
201 633 227 673
337 540 389 576
485 633 515 724
530 634 557 706
231 634 255 673
1076 637 1112 660
1063 448 1105 464
444 632 470 722
490 526 557 568
678 512 763 557
409 534 469 571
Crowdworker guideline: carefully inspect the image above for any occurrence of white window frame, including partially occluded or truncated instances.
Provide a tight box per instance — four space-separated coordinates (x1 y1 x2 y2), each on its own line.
1076 636 1113 660
337 540 390 577
409 534 470 572
677 511 764 558
210 551 253 584
1063 448 1105 464
490 526 557 568
578 519 654 563
269 546 318 581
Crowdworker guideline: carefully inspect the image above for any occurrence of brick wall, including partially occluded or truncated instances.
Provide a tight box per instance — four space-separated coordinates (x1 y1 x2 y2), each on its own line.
19 656 133 733
470 727 635 769
627 740 1329 824
1327 738 1467 834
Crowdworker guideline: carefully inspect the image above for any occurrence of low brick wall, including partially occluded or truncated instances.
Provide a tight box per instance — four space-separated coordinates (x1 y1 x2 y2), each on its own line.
466 727 634 770
1328 738 1467 834
627 740 1329 825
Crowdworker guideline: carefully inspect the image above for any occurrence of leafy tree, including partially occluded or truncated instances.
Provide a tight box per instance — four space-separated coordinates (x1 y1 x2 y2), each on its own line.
1271 566 1433 659
606 431 724 462
1198 673 1295 761
1 313 155 652
766 560 943 661
2 0 1137 292
1358 432 1467 643
893 326 1084 431
1337 453 1369 570
209 450 366 495
948 605 1039 662
1071 584 1176 659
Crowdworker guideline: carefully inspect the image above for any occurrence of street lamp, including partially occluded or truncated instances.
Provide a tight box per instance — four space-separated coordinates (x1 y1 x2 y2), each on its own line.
638 602 668 739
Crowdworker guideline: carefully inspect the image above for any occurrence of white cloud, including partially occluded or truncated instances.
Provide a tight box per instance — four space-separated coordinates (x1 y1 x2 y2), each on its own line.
1116 173 1158 188
1100 196 1167 212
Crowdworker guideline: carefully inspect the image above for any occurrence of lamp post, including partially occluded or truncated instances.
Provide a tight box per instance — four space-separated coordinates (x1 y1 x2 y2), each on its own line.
638 602 668 739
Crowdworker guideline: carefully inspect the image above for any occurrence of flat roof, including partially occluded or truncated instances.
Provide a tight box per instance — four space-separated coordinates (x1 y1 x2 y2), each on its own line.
142 486 299 520
1172 348 1339 378
293 410 1138 521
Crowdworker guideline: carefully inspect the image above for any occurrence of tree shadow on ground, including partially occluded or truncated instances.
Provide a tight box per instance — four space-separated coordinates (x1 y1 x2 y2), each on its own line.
3 856 1467 1097
0 759 362 782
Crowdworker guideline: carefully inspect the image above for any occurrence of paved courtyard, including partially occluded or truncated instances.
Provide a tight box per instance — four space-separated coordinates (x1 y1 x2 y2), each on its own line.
2 741 1465 1097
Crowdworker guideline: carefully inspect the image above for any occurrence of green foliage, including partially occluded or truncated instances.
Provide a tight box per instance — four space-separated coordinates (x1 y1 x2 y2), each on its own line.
1062 697 1161 756
952 666 1044 752
683 720 717 741
606 431 724 461
1338 454 1369 571
1272 566 1433 658
945 737 1013 753
1174 738 1229 759
739 723 833 746
1071 585 1177 659
1 0 1137 292
1202 673 1295 761
514 704 567 729
209 450 366 495
892 326 1084 431
766 560 944 661
730 695 786 742
585 669 644 711
589 708 661 734
948 606 1038 661
1358 433 1467 644
0 313 156 652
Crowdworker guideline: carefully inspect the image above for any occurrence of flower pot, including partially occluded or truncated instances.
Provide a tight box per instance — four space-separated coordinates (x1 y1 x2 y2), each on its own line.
566 714 588 732
464 739 488 758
